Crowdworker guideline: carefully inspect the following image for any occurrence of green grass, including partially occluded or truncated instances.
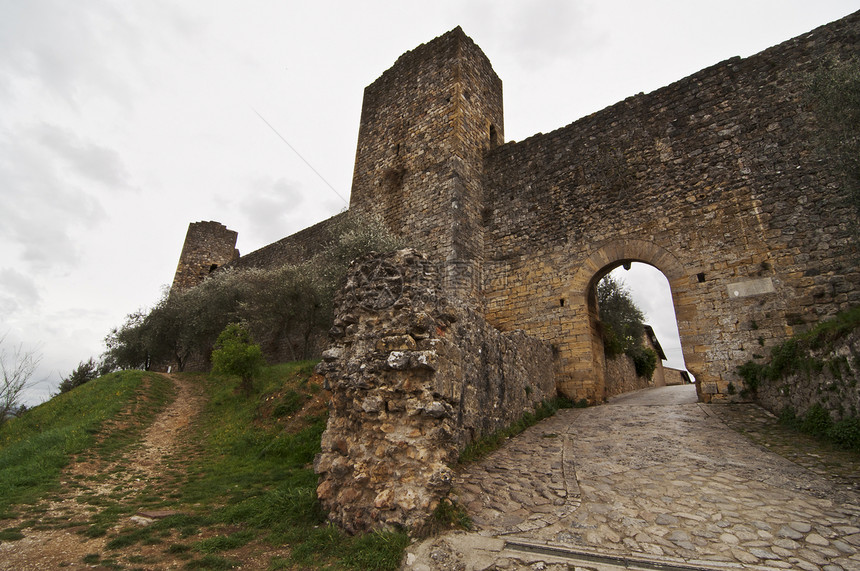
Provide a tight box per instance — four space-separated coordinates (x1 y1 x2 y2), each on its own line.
94 361 409 570
0 371 172 517
184 554 239 569
779 404 860 452
2 361 410 569
741 306 860 390
737 306 860 451
193 530 256 553
429 498 473 533
0 527 25 541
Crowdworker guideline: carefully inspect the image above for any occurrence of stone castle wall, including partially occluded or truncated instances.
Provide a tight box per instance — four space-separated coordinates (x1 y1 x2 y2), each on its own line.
314 249 555 533
228 212 348 271
167 13 860 532
663 367 689 386
604 355 652 400
172 15 859 402
481 12 860 400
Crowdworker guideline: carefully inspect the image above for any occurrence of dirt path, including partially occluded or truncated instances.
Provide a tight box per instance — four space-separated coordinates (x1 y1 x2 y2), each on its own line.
0 374 206 570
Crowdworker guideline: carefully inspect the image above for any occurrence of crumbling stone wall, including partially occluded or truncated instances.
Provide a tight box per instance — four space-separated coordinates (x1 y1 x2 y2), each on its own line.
314 249 555 533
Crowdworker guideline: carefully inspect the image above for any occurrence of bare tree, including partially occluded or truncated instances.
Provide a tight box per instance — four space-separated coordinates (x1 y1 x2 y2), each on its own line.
1 334 42 425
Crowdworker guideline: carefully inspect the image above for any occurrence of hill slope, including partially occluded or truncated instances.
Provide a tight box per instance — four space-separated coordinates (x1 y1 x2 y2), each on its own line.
0 363 408 570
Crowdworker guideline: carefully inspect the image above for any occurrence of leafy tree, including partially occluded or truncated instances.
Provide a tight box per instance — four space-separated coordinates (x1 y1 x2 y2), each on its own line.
211 323 264 394
58 358 99 394
0 334 41 425
627 344 658 380
243 264 329 361
105 310 152 370
103 212 402 371
597 274 646 356
596 274 659 380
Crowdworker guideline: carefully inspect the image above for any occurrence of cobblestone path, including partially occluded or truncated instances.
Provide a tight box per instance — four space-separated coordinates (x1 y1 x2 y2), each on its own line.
408 385 860 570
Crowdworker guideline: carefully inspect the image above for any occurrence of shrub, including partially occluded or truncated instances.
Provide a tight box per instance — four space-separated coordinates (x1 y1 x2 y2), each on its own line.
57 358 99 394
105 212 403 369
627 346 657 380
738 361 765 394
800 403 832 438
828 416 860 450
211 324 264 395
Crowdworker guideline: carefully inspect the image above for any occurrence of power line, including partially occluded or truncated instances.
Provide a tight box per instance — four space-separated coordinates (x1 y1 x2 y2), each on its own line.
251 107 348 205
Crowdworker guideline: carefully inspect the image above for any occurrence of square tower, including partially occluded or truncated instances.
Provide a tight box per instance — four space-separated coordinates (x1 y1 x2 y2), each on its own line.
349 27 503 301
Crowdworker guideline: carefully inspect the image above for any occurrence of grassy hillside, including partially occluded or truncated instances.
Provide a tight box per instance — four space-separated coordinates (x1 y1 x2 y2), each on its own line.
0 363 409 570
0 371 173 518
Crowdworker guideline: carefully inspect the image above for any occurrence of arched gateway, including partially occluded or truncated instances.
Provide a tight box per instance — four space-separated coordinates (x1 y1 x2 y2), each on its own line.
559 240 697 402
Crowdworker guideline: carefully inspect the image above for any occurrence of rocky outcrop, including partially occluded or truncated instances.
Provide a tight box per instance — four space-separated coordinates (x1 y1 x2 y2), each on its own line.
314 249 555 533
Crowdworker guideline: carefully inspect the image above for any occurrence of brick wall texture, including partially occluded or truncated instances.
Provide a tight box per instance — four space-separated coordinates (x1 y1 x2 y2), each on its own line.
479 13 860 401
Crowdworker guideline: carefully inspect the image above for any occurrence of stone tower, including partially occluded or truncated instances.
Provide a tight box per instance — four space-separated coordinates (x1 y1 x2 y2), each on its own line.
348 27 504 300
171 221 239 291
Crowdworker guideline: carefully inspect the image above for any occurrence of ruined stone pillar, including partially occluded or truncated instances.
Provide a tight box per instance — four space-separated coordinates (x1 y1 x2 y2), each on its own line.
315 249 555 533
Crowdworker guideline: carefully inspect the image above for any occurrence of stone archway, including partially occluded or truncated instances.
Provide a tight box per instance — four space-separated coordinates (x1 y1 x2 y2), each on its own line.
558 239 707 402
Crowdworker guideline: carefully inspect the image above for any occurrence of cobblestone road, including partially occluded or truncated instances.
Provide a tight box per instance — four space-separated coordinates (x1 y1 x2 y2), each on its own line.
406 385 860 570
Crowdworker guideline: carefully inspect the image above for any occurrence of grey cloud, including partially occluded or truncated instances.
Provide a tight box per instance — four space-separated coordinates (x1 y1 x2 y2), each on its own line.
0 1 199 111
0 268 41 316
464 0 604 69
0 127 107 269
0 0 134 107
238 178 306 242
610 264 688 369
34 123 130 189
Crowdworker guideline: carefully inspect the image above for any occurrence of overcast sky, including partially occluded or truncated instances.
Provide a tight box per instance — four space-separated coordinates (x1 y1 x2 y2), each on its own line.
2 1 857 404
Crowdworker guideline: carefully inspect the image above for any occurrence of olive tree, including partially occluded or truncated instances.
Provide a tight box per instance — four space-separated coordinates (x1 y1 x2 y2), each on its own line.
103 212 403 371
